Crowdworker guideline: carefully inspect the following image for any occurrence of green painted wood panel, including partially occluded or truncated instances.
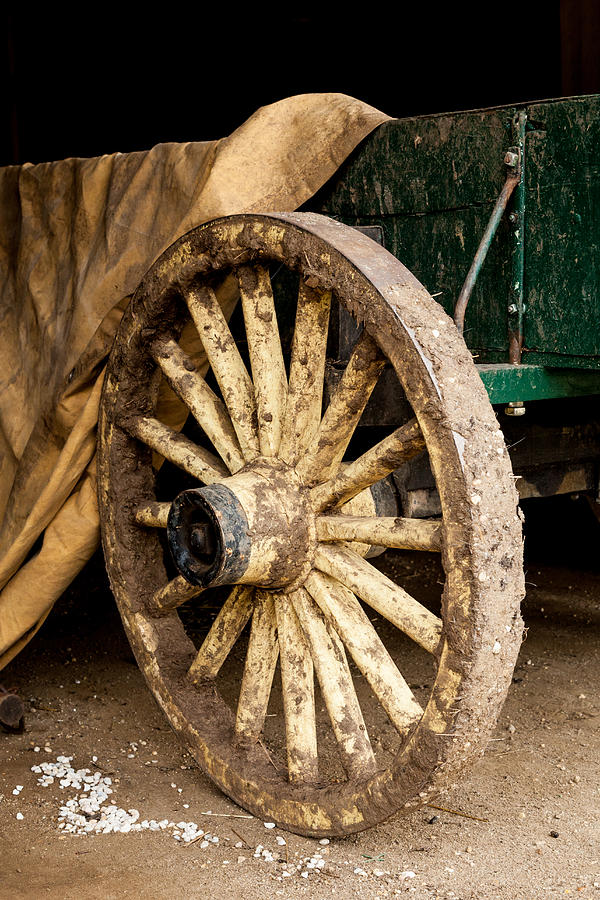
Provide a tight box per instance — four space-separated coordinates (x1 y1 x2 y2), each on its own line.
308 96 600 370
523 96 600 362
310 108 514 356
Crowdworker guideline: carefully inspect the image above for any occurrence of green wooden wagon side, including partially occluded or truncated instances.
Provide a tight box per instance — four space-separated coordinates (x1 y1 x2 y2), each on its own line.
309 94 600 506
98 95 600 837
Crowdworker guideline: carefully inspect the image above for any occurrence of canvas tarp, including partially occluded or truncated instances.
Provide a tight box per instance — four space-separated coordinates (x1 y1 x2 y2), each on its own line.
0 93 389 669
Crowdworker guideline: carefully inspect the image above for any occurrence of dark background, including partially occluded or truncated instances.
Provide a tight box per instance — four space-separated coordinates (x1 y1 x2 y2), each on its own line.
3 2 600 167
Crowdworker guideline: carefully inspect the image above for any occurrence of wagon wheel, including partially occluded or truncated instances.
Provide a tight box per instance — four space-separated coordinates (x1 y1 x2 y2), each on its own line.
98 213 524 837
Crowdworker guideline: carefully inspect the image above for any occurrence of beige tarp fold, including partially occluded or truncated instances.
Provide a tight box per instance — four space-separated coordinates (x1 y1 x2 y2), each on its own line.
0 93 389 669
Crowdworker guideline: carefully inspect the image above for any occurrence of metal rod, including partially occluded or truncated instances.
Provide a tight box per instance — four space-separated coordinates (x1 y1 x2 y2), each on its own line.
453 172 520 336
508 111 527 365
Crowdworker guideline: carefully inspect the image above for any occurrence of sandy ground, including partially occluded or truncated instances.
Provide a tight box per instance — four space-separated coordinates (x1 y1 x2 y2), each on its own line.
1 498 599 900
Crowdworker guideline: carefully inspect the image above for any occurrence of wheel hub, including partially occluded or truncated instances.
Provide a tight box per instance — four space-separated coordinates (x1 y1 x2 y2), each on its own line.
167 459 316 590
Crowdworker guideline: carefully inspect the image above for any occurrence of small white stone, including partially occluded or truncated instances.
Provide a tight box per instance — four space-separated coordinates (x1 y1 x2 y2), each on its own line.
319 838 329 845
492 641 501 654
16 813 24 820
470 493 481 505
400 870 416 879
275 836 286 845
264 821 276 829
300 871 309 878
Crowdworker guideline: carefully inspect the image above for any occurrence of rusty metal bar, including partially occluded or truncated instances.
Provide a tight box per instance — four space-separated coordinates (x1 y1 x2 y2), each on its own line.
453 161 520 337
507 111 528 365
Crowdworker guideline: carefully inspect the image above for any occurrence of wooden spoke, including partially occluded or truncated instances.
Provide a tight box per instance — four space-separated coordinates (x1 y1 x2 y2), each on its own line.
151 338 245 473
316 515 442 552
311 418 425 512
275 593 318 784
291 588 377 780
188 586 255 683
296 333 386 485
238 266 288 457
235 591 279 742
123 415 229 483
185 284 259 462
278 281 331 466
315 544 442 654
134 501 170 528
305 571 423 734
149 575 204 616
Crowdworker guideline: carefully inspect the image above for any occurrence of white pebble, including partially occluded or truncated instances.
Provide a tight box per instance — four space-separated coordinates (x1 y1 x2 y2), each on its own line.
16 813 24 820
276 836 286 846
492 641 501 654
264 821 276 829
400 870 416 879
319 838 329 845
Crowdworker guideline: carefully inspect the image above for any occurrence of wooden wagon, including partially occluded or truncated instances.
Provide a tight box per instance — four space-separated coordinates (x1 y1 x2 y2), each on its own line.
98 95 600 836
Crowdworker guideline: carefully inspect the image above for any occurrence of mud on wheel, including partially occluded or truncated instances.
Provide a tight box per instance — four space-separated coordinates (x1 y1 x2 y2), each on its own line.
98 213 524 837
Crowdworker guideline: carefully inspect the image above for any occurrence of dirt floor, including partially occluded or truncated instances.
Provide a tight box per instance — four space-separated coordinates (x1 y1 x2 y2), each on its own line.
1 497 599 900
